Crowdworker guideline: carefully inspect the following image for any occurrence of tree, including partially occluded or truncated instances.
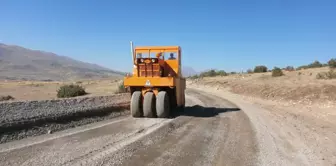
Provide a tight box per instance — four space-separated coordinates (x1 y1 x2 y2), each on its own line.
272 67 284 77
217 70 227 76
308 60 323 68
328 58 336 68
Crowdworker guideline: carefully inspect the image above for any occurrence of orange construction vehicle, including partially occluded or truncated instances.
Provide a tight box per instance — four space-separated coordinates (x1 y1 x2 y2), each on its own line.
124 42 186 118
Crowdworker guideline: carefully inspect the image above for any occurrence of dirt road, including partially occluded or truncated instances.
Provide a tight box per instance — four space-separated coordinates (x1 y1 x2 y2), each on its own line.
0 89 293 166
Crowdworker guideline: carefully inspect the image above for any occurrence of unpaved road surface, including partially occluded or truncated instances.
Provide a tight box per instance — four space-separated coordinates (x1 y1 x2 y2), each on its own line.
0 89 290 166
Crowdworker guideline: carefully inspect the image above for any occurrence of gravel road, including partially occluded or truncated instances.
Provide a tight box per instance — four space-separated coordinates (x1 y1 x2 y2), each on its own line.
0 88 303 166
0 94 130 144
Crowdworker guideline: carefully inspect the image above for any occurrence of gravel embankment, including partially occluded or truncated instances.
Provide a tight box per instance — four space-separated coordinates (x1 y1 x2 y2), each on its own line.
0 94 130 144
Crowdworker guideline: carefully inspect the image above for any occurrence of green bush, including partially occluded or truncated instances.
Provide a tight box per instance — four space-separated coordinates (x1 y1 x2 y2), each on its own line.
198 69 228 77
115 80 128 93
316 69 336 80
200 69 217 77
308 60 323 68
272 67 284 77
217 70 227 76
328 58 336 68
254 65 268 73
0 95 15 101
285 66 295 71
57 84 87 98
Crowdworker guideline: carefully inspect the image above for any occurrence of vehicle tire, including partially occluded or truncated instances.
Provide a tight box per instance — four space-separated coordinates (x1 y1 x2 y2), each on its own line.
143 92 156 118
156 91 170 118
131 91 142 117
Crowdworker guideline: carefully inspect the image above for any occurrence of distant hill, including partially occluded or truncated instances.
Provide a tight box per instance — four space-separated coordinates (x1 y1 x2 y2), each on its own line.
0 43 125 81
182 66 198 77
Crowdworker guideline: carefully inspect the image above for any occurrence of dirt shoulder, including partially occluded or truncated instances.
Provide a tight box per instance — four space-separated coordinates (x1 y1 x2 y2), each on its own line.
188 81 336 166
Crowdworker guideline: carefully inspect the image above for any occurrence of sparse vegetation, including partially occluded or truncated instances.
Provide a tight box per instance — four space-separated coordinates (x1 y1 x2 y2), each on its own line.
57 84 87 98
284 66 295 71
253 65 268 73
297 60 324 70
316 69 336 80
0 95 15 101
115 80 128 93
189 75 200 79
198 69 228 77
296 65 308 70
247 69 253 74
217 70 228 76
328 58 336 68
272 67 284 77
308 60 323 68
200 69 217 77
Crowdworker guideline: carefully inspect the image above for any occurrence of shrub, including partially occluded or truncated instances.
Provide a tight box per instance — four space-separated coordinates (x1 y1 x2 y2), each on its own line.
0 95 15 101
230 71 237 75
272 67 284 77
247 69 253 74
308 60 323 68
198 69 228 77
296 65 308 70
316 69 336 80
200 69 217 77
57 84 87 98
217 70 227 76
254 65 268 73
115 80 128 93
328 58 336 68
284 66 295 71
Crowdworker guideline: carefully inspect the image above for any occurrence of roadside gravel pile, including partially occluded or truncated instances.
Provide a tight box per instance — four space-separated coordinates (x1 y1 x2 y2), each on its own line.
0 94 130 143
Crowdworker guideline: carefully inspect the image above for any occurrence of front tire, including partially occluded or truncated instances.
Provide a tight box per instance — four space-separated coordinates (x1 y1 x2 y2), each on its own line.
156 91 170 118
131 91 142 117
143 92 156 118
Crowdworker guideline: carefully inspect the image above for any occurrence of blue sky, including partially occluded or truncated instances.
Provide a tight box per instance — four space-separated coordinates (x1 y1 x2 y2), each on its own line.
1 0 335 72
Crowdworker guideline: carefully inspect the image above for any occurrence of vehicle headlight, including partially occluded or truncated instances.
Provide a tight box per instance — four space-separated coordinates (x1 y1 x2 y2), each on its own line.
152 59 155 63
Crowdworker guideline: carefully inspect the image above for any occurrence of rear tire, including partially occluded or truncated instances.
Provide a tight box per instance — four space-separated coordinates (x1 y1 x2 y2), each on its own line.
156 91 170 118
143 92 156 118
131 91 142 117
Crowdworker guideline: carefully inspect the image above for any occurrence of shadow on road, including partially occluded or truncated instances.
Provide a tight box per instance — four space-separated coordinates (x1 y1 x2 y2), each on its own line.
173 105 240 118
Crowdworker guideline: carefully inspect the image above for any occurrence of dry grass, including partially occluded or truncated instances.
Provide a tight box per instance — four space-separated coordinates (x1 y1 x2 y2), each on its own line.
0 78 122 101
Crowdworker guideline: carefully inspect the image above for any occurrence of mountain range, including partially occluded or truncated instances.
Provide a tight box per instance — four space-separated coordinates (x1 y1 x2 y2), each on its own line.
0 43 124 81
0 43 198 81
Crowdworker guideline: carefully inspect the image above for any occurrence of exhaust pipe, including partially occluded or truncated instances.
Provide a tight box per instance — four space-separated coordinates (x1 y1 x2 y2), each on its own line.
130 41 134 64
